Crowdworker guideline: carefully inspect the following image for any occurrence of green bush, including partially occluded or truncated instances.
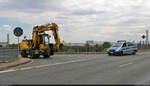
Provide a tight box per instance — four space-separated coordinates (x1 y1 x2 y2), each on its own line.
104 48 108 52
58 42 112 53
66 48 76 53
6 44 18 48
102 42 111 49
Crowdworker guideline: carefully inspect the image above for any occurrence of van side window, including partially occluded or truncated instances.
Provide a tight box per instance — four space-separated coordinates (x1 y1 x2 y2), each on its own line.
122 43 126 47
128 43 134 46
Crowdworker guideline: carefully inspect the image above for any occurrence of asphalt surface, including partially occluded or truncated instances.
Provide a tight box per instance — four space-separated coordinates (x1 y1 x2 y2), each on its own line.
0 52 150 84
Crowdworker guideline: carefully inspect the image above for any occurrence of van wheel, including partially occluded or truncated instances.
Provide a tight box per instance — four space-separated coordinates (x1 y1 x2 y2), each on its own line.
108 54 112 56
120 51 123 56
132 51 136 55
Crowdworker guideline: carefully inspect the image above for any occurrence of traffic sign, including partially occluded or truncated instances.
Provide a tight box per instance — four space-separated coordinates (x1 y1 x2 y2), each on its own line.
13 27 23 37
142 35 146 39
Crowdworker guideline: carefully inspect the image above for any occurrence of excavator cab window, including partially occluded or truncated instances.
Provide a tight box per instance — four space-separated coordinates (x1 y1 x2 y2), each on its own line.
39 35 43 44
44 34 49 46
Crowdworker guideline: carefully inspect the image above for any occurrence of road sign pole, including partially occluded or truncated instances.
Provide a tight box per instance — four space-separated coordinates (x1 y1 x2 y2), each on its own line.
13 27 23 58
17 37 19 58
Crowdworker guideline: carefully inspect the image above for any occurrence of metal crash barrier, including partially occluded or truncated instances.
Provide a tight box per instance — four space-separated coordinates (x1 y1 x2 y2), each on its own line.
0 48 18 62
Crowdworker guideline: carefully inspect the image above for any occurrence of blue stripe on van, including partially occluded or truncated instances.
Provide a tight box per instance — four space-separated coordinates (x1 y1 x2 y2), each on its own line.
121 46 137 50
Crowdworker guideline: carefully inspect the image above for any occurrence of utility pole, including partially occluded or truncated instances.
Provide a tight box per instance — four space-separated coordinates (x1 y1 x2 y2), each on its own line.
146 30 149 44
7 33 9 45
29 34 30 39
0 34 1 42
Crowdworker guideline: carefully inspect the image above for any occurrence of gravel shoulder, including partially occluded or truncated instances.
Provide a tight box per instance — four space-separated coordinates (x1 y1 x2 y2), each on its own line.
138 49 150 52
0 58 32 71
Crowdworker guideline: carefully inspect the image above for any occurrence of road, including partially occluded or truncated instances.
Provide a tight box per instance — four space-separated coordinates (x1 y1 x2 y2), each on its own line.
0 52 150 84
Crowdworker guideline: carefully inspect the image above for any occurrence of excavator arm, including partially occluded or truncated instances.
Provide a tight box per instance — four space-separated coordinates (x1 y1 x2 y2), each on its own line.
32 23 64 51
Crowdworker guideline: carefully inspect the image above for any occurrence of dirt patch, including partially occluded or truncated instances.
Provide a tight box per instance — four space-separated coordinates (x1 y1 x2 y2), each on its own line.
0 58 32 71
138 49 150 52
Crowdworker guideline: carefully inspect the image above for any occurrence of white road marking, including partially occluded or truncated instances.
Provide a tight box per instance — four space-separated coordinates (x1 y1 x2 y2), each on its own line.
23 58 93 70
0 57 98 74
19 67 33 70
119 62 133 67
0 69 16 73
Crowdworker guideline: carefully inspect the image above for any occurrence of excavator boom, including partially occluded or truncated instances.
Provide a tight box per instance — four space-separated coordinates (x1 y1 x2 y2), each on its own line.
32 23 63 51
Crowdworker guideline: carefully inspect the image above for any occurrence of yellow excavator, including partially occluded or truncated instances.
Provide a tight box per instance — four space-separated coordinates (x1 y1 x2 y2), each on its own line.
20 23 64 58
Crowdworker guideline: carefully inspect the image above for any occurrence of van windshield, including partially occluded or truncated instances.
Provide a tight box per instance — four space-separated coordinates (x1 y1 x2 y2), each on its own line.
112 43 123 47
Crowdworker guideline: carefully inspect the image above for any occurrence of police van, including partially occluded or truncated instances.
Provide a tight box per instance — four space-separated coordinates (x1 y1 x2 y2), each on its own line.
107 40 138 56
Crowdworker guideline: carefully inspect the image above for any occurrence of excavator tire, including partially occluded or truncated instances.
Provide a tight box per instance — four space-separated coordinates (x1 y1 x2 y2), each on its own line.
43 54 50 58
43 49 50 58
43 44 54 58
31 54 40 59
30 52 40 59
21 50 28 58
49 44 54 55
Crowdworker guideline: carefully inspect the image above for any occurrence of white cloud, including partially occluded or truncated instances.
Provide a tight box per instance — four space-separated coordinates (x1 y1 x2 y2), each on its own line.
0 0 149 43
0 0 8 3
3 24 12 31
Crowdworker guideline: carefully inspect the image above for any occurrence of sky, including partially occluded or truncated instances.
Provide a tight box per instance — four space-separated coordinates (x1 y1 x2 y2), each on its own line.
0 0 149 44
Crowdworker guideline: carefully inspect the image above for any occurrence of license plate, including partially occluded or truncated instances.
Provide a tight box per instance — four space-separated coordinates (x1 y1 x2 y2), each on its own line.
110 52 113 54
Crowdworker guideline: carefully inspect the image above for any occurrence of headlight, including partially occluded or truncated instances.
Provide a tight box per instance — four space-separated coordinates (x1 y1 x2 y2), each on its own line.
115 48 120 52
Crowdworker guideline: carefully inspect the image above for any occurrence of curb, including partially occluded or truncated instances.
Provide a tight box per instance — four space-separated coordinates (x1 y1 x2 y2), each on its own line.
0 58 32 71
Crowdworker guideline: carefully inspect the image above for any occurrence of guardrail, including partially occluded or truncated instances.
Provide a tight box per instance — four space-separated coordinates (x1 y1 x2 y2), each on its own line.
0 48 18 62
0 41 150 60
57 41 150 54
137 41 150 50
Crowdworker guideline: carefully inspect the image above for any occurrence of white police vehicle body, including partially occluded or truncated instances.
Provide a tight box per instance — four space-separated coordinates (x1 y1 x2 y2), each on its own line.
107 40 138 56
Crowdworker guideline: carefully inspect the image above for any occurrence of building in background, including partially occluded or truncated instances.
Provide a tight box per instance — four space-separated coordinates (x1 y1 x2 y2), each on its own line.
65 40 106 47
86 40 104 46
0 42 8 46
0 33 9 47
86 40 95 46
65 42 85 46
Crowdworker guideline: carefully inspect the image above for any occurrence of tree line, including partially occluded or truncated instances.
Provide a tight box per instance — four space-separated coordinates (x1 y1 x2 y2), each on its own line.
59 42 111 53
0 42 112 53
0 44 18 48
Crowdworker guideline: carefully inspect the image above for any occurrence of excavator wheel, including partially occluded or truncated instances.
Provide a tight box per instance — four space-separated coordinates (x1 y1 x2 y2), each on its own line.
21 50 28 58
49 44 54 55
43 49 50 58
31 53 40 59
43 54 50 58
43 44 54 58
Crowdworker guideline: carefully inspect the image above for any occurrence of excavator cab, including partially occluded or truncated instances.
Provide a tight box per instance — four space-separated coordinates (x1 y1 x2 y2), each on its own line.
36 33 54 58
20 34 54 58
38 33 50 48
